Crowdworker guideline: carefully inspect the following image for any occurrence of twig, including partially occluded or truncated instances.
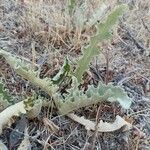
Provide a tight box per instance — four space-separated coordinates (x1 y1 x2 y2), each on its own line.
91 105 102 150
120 23 148 53
141 19 150 33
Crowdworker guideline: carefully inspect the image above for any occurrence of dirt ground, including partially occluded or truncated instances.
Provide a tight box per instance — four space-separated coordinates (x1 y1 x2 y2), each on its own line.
0 0 150 149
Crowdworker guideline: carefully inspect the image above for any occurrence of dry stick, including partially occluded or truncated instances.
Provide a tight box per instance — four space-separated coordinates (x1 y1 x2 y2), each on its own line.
90 105 102 150
128 108 150 117
80 105 102 150
120 23 147 53
141 18 150 33
105 49 109 85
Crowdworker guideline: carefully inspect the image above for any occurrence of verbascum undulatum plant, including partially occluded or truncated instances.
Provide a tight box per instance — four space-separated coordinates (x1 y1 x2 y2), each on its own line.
0 4 131 133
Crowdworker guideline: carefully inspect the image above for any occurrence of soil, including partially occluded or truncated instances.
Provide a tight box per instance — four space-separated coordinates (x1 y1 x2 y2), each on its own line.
0 0 150 149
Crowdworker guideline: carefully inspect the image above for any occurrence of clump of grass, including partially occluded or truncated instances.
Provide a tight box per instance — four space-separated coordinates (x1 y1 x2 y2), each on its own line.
14 0 116 53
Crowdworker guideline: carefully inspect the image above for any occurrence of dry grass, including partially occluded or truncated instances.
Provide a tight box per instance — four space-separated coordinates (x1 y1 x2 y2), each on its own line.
0 0 150 149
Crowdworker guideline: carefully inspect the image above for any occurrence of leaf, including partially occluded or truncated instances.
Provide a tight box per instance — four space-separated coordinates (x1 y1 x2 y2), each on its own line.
74 4 86 30
74 5 127 82
0 96 10 112
0 101 26 134
24 96 43 119
68 0 76 15
0 81 11 102
0 49 58 97
0 140 8 150
55 77 132 115
52 58 71 84
0 96 42 134
0 81 12 111
67 113 132 132
74 1 108 31
86 2 108 28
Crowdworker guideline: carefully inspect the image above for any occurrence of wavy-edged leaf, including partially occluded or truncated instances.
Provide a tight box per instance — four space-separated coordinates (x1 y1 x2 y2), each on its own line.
52 58 71 84
0 100 26 134
0 81 12 111
74 5 127 82
0 96 42 134
68 113 132 132
55 77 132 115
0 49 58 96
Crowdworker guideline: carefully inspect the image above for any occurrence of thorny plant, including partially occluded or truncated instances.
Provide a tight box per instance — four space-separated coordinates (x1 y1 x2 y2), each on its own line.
0 4 132 135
